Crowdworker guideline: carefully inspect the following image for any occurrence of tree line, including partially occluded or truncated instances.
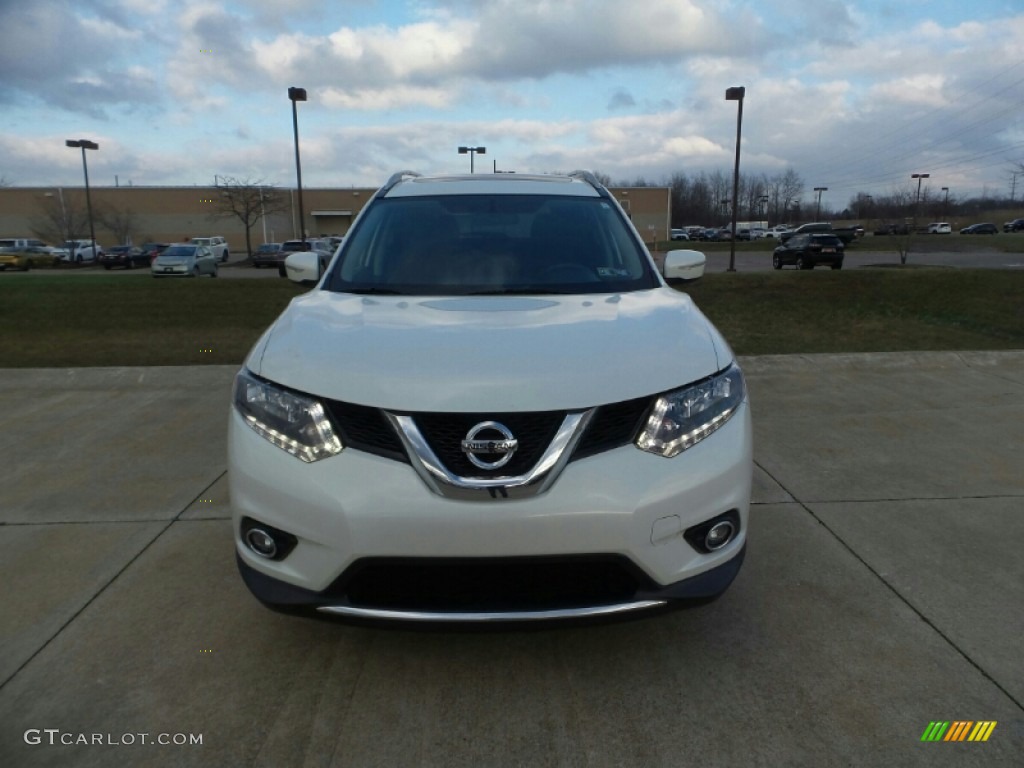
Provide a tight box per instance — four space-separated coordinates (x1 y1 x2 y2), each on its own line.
607 165 1024 227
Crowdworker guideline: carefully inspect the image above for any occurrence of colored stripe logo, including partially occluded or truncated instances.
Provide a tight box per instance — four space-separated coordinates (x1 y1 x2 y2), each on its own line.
921 721 997 742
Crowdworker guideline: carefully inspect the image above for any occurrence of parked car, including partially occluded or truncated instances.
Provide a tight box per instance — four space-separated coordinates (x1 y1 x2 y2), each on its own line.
276 239 333 277
100 245 150 270
927 222 952 234
61 240 103 263
251 242 284 268
772 233 844 270
778 222 859 245
138 243 171 262
230 170 751 624
764 225 792 239
670 228 689 241
959 223 998 235
1003 218 1024 232
0 245 59 271
191 236 230 262
874 223 910 236
151 243 218 277
0 237 61 254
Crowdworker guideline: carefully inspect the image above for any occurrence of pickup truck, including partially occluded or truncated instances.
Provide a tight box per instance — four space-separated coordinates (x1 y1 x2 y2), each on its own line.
778 222 862 245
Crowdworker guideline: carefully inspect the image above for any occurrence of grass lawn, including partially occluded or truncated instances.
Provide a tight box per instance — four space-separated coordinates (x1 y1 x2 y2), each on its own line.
0 269 1021 367
0 276 307 367
683 269 1024 355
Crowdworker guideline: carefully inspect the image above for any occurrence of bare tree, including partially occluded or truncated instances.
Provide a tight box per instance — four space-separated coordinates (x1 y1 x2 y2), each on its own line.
213 177 290 257
96 204 139 245
0 175 11 188
30 192 90 246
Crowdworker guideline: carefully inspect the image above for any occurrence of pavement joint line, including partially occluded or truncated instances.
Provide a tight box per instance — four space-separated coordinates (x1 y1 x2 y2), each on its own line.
0 470 228 693
760 493 1024 505
1 516 234 526
754 461 1024 715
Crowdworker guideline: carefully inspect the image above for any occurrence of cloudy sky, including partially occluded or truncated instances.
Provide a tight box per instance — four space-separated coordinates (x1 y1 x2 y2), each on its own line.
2 0 1023 210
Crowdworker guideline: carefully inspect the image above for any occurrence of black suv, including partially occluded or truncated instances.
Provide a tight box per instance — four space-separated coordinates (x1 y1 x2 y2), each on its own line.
772 233 844 270
1003 219 1024 233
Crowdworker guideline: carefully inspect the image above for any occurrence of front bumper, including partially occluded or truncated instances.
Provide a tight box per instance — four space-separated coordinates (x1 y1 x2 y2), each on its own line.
229 400 752 622
152 263 191 276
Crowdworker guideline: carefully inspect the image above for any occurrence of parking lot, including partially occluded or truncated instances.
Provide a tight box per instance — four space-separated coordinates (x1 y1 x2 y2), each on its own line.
8 243 1022 279
1 352 1022 767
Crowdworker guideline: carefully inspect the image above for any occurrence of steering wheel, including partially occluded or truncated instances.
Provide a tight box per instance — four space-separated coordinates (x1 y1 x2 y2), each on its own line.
539 263 599 282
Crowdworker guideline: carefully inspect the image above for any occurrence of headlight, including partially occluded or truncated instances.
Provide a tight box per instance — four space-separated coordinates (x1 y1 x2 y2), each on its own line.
233 370 343 462
636 364 745 458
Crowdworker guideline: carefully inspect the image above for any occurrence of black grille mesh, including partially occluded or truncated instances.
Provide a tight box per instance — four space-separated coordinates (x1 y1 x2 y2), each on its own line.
336 556 651 612
323 395 652 469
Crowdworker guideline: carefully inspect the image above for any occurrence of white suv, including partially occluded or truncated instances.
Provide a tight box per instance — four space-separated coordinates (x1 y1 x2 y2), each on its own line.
61 240 103 262
191 236 230 262
230 171 752 624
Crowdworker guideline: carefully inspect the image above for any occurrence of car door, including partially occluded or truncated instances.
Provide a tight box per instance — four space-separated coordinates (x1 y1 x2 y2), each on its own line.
198 246 215 274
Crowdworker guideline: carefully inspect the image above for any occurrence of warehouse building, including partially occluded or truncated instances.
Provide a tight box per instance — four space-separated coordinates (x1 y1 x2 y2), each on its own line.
0 183 671 255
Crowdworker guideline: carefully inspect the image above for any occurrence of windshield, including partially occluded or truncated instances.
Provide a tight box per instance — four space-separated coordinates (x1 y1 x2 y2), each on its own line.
162 246 196 258
326 194 657 295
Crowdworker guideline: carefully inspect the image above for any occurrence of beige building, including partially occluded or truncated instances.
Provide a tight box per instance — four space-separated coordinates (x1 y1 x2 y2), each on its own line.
0 183 670 254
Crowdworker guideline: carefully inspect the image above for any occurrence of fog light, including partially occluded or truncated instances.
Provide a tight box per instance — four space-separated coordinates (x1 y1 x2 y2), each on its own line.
683 510 741 554
704 521 735 551
245 528 278 558
240 517 298 561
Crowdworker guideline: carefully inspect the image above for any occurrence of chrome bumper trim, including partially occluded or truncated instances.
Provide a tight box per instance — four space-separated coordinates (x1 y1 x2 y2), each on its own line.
316 600 666 622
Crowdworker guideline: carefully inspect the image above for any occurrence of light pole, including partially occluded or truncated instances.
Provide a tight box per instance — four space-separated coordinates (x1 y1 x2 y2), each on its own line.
758 195 768 226
65 139 98 258
725 86 745 272
458 146 486 173
912 173 929 206
813 187 828 221
912 173 929 231
288 87 307 242
941 186 949 217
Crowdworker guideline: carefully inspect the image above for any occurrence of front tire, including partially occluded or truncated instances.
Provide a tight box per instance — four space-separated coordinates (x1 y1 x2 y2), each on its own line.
191 266 200 278
211 264 218 278
796 256 809 270
832 261 843 270
772 254 782 270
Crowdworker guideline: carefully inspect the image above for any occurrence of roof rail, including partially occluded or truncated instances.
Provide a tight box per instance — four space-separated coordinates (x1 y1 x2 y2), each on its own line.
568 170 611 198
376 170 422 198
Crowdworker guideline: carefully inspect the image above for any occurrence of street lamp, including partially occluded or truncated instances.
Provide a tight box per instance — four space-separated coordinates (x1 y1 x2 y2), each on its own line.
758 194 769 225
458 146 486 173
288 86 307 242
65 139 98 258
911 173 930 205
813 187 828 221
724 86 745 272
941 186 949 216
912 173 930 230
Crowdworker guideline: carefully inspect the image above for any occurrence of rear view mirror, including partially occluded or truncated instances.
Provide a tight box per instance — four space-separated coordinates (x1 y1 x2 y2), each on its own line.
663 249 706 283
285 251 321 285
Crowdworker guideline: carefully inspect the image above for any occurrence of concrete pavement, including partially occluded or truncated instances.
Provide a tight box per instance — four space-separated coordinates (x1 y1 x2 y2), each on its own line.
0 353 1022 767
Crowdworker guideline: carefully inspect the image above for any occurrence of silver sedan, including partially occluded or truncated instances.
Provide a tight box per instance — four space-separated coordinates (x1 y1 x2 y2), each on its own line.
151 244 218 278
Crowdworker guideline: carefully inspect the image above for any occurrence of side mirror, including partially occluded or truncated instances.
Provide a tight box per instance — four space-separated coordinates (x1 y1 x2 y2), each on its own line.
663 249 706 284
285 251 321 284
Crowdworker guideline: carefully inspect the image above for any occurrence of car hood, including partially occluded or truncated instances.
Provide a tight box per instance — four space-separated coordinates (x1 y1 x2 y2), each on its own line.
249 288 728 412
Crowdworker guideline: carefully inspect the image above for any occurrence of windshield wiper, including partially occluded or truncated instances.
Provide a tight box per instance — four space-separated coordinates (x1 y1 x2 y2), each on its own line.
467 288 569 295
345 287 405 295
